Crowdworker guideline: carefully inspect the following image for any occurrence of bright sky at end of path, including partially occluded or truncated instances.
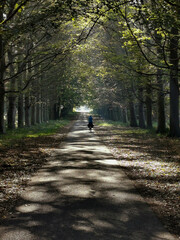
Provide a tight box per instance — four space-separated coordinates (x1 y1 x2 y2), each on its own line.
75 106 92 112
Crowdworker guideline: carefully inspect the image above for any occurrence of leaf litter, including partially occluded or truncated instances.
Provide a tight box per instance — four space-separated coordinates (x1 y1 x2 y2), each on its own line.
0 121 179 238
96 125 180 238
0 123 72 221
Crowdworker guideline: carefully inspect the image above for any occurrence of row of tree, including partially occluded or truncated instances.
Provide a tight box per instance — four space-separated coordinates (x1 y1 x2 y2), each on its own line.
0 0 92 133
0 0 179 137
72 0 180 137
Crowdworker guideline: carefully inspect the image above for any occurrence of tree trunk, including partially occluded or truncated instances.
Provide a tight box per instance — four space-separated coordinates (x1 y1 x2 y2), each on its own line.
113 107 118 121
49 102 55 120
107 106 112 120
103 105 108 119
169 26 180 137
56 100 61 119
53 102 61 120
154 32 166 134
36 93 41 124
146 83 153 129
43 102 47 122
31 97 36 125
122 108 127 123
25 93 31 127
7 96 16 129
25 60 32 127
129 100 138 127
156 68 166 133
7 51 16 129
116 106 122 121
45 100 49 122
138 88 146 128
0 7 5 133
41 102 44 122
18 93 24 128
36 74 41 124
110 107 115 121
18 71 24 128
0 82 5 133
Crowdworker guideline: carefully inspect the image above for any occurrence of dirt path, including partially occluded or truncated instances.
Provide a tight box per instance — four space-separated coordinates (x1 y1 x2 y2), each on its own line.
0 114 178 240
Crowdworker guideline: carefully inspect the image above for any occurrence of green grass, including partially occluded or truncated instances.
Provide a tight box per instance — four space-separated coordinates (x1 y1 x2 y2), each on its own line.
96 120 158 136
117 128 157 136
0 120 70 146
96 120 129 127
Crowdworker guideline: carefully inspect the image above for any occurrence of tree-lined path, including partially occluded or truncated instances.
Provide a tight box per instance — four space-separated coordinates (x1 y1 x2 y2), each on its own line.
0 114 177 240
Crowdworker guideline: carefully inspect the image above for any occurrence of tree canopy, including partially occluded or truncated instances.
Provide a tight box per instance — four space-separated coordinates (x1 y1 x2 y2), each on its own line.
0 0 179 136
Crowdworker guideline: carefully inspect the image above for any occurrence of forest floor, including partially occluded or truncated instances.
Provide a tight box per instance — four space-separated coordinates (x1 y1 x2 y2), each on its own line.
0 118 179 238
0 121 74 222
95 122 180 238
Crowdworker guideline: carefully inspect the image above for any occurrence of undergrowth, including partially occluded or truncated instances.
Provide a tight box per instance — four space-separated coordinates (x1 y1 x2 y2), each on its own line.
0 120 70 147
96 120 164 136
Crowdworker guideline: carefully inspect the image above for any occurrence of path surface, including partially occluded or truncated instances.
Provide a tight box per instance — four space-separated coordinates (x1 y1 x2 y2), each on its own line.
0 114 177 240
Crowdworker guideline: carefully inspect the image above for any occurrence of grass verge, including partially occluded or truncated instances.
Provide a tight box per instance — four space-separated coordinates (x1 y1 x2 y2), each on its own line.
0 120 70 147
96 120 166 136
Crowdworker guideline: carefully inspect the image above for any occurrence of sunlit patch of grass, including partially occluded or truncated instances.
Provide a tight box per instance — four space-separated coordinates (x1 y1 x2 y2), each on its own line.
96 120 129 128
118 128 157 136
0 120 70 146
97 120 157 136
97 122 114 127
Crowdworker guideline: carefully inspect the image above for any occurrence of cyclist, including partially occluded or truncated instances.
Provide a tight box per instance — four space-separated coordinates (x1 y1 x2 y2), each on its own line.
88 115 94 130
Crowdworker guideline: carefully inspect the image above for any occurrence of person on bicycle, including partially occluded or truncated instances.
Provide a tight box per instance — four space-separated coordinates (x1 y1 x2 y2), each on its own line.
88 115 93 129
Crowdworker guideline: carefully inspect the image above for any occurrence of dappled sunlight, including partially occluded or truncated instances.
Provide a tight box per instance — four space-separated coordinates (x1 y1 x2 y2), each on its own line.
17 203 56 214
21 185 58 203
95 159 120 166
102 131 180 180
115 151 179 179
0 116 176 240
31 172 60 183
17 203 42 213
96 124 180 238
105 190 141 204
61 183 92 198
91 219 115 229
72 222 94 232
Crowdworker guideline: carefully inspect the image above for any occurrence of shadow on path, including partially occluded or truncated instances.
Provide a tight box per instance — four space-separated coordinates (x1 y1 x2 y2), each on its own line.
0 116 177 240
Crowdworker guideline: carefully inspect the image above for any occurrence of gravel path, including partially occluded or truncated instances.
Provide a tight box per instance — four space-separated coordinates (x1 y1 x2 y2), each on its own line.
0 114 177 240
